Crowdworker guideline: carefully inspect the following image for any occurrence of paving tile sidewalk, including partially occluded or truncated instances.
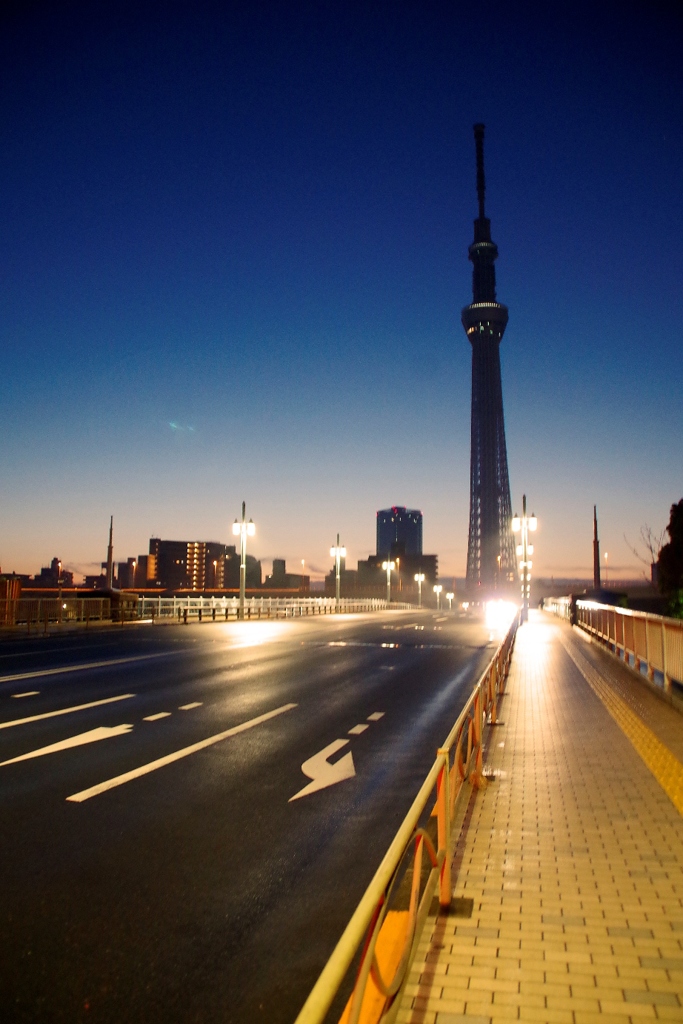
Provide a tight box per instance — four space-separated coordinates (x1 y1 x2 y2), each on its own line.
398 610 683 1024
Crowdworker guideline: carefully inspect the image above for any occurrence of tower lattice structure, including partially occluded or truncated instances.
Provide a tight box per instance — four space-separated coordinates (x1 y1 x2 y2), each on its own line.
462 124 516 589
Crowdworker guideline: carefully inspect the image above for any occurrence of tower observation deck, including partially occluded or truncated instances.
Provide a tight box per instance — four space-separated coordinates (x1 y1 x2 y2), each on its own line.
462 124 516 589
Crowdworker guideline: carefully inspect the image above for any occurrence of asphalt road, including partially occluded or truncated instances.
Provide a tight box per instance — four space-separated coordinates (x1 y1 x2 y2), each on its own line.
0 608 497 1023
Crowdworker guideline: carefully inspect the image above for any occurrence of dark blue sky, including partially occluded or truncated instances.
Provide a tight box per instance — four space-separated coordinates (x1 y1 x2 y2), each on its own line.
1 0 681 580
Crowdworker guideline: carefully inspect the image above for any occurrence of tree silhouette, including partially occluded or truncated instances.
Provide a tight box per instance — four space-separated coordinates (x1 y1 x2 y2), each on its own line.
657 499 683 616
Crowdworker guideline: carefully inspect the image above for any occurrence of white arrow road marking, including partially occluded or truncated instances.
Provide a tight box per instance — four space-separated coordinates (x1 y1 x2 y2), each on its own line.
0 725 134 766
289 739 356 802
66 702 297 803
0 694 136 730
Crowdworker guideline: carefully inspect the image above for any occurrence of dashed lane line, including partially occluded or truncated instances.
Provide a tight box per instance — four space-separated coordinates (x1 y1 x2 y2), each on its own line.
0 651 175 685
144 712 171 721
179 702 202 710
0 694 136 730
11 691 40 698
348 724 368 735
66 702 298 803
367 712 385 721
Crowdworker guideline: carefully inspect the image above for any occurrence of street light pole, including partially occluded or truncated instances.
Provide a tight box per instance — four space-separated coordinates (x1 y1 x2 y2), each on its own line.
382 560 395 604
414 573 425 608
433 583 442 610
512 494 537 623
446 591 454 610
330 535 346 613
232 501 255 620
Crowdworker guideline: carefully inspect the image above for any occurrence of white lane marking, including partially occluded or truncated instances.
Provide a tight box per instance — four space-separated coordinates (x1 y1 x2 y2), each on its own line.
66 703 297 803
367 712 385 721
436 616 448 622
348 724 368 735
0 651 174 685
11 691 40 698
179 702 202 710
0 694 136 731
0 724 134 766
144 712 171 721
289 739 356 802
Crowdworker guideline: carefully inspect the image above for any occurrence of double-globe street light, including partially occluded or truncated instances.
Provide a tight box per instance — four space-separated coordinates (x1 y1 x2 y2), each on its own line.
232 501 255 620
446 591 454 611
330 535 346 612
433 583 443 610
382 560 395 604
414 572 425 608
512 494 537 623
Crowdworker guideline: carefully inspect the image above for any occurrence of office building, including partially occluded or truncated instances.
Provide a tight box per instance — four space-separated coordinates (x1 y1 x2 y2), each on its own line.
376 507 423 557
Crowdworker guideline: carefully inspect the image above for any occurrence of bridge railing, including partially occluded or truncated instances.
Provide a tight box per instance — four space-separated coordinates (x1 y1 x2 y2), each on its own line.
575 600 683 692
294 612 519 1024
543 597 683 692
137 596 412 621
0 597 111 629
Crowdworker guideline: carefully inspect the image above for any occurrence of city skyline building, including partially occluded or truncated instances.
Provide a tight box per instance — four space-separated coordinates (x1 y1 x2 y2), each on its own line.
461 124 516 589
376 507 423 558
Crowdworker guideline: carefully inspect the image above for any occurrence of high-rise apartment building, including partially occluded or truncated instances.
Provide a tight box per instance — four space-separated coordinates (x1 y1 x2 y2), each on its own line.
146 539 248 591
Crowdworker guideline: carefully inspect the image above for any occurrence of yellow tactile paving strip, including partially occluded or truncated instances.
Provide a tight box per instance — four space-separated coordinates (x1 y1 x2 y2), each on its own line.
559 634 683 817
397 612 683 1024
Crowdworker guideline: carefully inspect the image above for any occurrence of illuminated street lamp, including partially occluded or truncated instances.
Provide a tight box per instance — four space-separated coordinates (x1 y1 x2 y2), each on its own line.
232 501 255 620
414 572 425 608
382 560 395 604
433 583 443 610
446 591 454 611
512 494 537 623
330 535 346 612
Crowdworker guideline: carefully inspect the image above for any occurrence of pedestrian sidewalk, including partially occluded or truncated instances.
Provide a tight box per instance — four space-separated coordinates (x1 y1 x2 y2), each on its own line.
398 610 683 1024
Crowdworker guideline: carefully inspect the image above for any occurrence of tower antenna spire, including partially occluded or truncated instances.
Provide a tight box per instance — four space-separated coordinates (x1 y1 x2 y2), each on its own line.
474 123 486 219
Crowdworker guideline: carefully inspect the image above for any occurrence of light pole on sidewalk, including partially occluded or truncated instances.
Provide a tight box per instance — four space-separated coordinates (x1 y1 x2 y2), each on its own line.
330 535 346 612
433 584 442 610
382 560 395 604
232 501 255 620
512 494 537 623
414 573 425 608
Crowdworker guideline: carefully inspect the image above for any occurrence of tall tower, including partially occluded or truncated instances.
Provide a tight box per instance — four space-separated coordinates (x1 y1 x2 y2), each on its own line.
462 124 516 589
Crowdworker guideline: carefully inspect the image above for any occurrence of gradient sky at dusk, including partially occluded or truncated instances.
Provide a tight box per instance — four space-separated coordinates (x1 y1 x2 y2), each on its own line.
1 1 682 583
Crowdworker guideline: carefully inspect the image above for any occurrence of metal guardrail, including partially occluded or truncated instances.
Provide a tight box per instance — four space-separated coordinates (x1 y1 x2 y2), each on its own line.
574 599 683 691
294 612 519 1024
542 595 571 620
0 598 112 630
542 596 683 691
138 596 410 621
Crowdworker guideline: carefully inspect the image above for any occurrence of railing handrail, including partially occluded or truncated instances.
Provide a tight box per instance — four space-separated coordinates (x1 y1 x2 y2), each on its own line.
544 596 682 693
575 598 683 626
